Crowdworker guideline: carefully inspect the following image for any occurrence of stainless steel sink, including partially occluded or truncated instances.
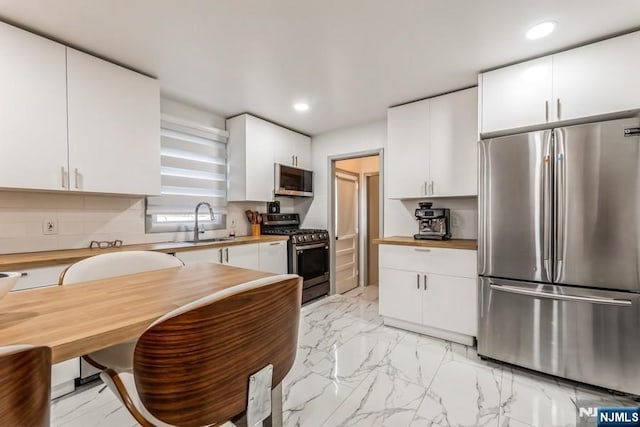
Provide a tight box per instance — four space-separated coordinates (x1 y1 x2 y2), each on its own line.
185 237 235 244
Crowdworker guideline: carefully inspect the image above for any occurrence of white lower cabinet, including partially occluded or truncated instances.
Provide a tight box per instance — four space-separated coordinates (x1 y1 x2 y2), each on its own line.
378 245 477 345
176 241 287 273
258 241 288 274
12 264 79 399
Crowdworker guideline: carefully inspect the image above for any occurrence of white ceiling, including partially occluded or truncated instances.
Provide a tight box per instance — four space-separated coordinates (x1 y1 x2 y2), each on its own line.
1 1 639 135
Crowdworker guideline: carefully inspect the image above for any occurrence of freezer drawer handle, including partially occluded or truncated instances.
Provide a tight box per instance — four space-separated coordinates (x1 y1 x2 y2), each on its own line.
489 283 632 306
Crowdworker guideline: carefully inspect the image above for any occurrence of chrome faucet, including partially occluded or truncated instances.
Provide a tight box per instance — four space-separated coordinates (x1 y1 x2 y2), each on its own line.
193 201 214 242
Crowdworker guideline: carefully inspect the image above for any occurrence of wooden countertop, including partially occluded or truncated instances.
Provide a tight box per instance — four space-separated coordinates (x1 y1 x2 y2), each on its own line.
0 263 284 363
373 236 477 250
0 235 289 270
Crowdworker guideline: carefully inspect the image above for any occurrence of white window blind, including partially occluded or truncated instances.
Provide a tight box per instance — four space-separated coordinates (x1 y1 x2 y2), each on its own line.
146 116 229 232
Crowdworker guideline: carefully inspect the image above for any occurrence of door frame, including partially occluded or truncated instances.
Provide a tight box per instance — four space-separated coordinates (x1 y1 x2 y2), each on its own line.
328 148 384 295
362 172 380 288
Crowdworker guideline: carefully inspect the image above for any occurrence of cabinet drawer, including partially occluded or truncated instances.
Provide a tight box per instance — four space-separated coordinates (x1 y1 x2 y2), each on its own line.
379 245 476 278
12 265 70 291
176 248 223 265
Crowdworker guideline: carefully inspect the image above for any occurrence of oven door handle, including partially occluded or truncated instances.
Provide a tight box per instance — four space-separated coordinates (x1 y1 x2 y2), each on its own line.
295 242 329 251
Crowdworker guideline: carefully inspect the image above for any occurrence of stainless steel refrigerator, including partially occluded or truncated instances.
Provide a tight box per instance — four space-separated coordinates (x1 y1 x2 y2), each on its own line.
478 117 640 395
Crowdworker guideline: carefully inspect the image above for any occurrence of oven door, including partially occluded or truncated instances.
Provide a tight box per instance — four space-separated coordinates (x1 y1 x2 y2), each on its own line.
292 242 329 287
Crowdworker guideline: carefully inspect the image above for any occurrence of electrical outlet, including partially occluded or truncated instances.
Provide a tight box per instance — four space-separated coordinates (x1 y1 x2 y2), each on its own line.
451 213 460 227
42 218 58 235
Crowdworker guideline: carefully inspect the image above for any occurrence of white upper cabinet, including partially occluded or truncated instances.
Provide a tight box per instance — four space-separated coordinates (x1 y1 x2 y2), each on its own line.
227 114 312 202
481 30 640 134
429 87 478 196
481 57 553 134
387 99 430 199
0 22 68 191
227 114 276 202
273 126 311 170
66 49 160 195
387 87 478 199
552 31 640 122
0 21 160 195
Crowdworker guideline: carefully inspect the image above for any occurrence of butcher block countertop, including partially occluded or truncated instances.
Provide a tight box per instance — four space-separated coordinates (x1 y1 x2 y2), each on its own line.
373 236 477 250
0 235 289 270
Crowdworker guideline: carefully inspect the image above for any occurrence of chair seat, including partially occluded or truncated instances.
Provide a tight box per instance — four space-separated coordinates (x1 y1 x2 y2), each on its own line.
86 340 136 372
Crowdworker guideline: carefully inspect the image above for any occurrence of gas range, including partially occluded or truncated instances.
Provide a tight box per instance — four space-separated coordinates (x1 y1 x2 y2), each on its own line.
261 228 329 244
260 213 330 304
260 214 329 244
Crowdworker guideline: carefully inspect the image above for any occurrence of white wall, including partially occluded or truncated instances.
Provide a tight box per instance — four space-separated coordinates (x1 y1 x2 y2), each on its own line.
301 120 386 230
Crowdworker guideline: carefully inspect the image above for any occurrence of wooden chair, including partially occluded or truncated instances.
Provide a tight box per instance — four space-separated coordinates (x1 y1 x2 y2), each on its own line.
0 345 52 427
100 274 302 427
59 251 184 371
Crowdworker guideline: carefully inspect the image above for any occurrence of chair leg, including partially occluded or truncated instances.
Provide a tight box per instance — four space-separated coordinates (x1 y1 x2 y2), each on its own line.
264 383 283 427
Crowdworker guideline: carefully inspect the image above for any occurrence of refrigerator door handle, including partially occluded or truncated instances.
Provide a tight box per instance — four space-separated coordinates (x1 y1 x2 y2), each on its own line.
542 131 553 280
556 129 566 273
489 283 632 306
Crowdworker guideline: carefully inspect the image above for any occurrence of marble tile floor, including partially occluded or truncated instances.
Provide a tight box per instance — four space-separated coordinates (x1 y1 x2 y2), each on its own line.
51 286 637 427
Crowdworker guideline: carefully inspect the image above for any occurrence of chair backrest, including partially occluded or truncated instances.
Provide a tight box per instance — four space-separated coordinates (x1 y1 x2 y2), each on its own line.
133 274 302 426
0 345 51 427
59 251 184 285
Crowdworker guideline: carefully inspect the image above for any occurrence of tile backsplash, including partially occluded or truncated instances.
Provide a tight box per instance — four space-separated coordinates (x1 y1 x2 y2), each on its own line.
0 190 295 255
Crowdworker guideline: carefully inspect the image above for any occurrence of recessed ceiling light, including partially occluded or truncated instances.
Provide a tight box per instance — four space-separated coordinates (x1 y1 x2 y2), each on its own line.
294 102 309 112
526 21 556 40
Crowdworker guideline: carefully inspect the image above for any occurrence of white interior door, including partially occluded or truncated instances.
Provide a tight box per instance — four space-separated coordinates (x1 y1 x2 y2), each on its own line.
335 172 359 294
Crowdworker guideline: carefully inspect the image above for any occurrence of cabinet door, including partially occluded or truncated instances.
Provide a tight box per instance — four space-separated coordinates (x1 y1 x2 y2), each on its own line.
429 88 478 196
273 126 311 169
258 241 288 274
176 248 223 265
244 115 277 201
552 32 640 122
379 268 423 324
0 22 68 191
422 274 477 336
227 244 260 270
67 48 160 195
387 100 430 198
481 57 552 134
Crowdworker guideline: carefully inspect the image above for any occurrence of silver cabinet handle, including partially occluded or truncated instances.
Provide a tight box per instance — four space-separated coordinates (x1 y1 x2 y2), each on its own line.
545 100 549 122
423 181 427 195
292 155 295 166
225 247 229 263
74 168 80 189
414 248 431 252
423 274 427 290
430 181 434 195
489 283 632 306
556 98 561 120
61 167 67 189
269 242 280 246
219 248 223 263
416 273 420 289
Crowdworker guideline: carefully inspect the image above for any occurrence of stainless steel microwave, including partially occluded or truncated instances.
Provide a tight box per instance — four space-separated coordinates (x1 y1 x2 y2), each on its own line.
275 164 313 197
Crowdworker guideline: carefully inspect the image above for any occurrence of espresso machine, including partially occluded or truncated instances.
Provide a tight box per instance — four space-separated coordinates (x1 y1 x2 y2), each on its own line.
414 202 451 240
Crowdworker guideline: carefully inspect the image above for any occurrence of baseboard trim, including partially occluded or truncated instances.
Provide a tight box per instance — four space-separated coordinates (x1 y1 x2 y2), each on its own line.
383 317 475 346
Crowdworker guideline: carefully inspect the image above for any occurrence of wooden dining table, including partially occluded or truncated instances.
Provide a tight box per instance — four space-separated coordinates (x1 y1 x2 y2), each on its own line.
0 262 273 363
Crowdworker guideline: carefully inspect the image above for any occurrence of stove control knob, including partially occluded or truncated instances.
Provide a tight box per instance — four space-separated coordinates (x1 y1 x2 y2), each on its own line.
303 235 309 241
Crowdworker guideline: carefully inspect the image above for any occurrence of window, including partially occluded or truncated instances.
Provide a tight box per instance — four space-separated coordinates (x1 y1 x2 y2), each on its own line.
146 116 229 233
